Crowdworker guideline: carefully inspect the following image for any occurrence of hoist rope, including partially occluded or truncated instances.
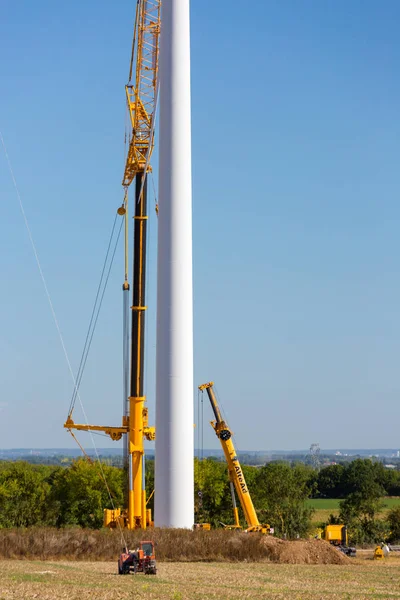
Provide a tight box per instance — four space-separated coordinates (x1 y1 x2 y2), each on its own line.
196 388 205 514
0 129 78 399
196 389 200 476
197 389 201 464
214 384 243 460
150 171 158 212
201 391 204 462
1 129 128 550
68 213 119 416
197 388 204 461
68 216 123 416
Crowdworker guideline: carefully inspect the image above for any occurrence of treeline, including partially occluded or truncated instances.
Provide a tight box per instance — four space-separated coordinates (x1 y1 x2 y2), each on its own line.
314 461 400 498
0 460 124 529
1 458 399 543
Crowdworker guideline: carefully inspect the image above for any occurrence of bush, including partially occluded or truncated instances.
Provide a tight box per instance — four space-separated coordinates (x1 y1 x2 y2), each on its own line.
0 463 58 527
387 506 400 543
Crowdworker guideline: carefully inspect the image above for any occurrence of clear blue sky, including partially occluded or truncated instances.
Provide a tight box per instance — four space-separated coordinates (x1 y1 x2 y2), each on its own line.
1 0 400 451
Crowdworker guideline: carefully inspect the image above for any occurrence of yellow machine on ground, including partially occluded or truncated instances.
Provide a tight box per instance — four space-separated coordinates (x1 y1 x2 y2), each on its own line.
193 523 211 531
374 543 390 560
198 382 270 534
322 524 356 557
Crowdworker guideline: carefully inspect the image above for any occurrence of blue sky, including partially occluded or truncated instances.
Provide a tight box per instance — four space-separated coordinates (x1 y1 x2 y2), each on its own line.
1 0 400 451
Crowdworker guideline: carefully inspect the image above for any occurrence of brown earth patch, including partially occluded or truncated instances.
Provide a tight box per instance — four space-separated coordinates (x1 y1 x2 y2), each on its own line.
260 536 350 564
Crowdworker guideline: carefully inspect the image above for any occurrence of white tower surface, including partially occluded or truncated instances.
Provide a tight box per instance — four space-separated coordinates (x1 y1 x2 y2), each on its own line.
155 0 194 527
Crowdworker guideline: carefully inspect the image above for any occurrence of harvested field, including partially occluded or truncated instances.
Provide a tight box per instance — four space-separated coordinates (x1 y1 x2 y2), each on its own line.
1 555 400 600
0 528 348 564
308 497 400 525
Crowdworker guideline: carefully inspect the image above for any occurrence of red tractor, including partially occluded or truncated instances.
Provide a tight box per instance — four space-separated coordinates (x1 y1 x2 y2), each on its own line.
118 540 157 575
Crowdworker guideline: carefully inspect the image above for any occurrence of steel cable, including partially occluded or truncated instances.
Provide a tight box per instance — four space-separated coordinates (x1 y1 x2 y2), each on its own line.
68 213 119 415
1 129 128 550
68 218 124 416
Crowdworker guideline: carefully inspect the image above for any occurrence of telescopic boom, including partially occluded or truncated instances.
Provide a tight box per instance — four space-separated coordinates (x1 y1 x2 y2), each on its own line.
198 382 269 533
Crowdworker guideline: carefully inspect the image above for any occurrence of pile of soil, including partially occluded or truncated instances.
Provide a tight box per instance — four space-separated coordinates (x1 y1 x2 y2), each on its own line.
260 536 350 564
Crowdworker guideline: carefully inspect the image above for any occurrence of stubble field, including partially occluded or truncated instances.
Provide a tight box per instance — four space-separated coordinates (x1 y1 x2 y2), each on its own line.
307 497 400 525
1 553 400 600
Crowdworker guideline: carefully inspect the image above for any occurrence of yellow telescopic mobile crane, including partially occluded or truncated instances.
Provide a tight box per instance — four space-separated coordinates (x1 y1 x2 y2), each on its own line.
64 0 161 530
198 382 270 534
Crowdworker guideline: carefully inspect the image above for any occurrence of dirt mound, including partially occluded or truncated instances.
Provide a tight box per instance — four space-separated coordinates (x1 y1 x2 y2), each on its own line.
260 536 350 564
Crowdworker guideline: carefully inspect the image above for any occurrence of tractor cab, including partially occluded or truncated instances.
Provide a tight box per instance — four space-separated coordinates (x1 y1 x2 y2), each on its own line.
139 541 155 559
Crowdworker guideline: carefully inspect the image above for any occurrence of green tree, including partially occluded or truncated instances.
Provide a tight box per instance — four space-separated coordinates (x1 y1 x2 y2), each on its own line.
316 464 346 498
339 459 387 543
0 462 58 527
253 462 314 538
242 464 259 495
194 458 240 527
51 458 124 529
381 468 400 496
387 506 400 543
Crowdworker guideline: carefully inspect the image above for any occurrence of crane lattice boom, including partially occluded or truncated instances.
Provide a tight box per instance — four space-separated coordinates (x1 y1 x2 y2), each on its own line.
123 0 161 187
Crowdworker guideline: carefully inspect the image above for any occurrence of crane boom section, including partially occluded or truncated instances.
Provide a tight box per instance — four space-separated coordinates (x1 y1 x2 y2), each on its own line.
123 0 161 186
199 382 261 529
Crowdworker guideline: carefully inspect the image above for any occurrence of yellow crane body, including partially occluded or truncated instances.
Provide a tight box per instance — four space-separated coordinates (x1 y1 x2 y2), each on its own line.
64 0 160 530
198 382 270 534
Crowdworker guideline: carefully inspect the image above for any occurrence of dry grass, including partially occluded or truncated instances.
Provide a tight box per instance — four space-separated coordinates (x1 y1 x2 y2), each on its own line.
0 528 279 562
311 507 340 524
0 554 400 599
311 507 397 526
0 528 350 565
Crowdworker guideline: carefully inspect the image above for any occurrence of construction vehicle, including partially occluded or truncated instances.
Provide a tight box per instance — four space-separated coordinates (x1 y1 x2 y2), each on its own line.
64 0 161 530
193 523 211 530
118 540 157 575
322 524 356 557
198 382 270 534
374 542 391 559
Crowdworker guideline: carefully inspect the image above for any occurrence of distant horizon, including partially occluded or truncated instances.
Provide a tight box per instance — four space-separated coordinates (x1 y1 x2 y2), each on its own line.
1 447 399 454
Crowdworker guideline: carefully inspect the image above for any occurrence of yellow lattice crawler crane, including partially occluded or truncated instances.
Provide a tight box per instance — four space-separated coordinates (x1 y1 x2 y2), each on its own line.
198 382 270 534
64 1 161 530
